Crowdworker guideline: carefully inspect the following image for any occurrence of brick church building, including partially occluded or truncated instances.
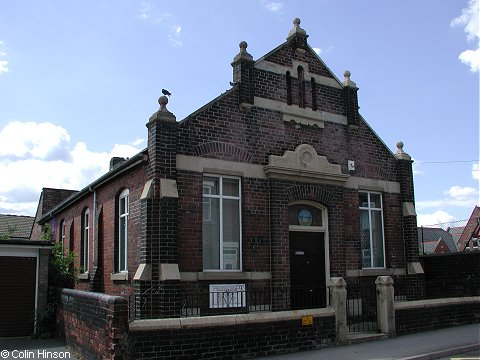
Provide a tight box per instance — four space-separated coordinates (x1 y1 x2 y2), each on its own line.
34 18 423 317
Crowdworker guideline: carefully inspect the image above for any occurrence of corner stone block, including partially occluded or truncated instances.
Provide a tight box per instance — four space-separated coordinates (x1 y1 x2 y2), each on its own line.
328 277 347 344
375 276 395 337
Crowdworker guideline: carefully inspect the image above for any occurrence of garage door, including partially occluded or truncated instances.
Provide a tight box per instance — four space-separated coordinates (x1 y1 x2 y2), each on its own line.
0 256 37 337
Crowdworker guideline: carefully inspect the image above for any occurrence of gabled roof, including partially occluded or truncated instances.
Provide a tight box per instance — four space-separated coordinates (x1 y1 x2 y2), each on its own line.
457 206 480 251
418 227 458 253
448 226 465 247
38 149 147 224
0 214 35 239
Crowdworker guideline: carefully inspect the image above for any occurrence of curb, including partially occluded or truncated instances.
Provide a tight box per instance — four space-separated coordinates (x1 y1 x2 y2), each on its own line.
400 344 480 360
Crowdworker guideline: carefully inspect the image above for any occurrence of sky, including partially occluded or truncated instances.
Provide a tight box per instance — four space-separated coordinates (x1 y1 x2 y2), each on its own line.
0 0 478 226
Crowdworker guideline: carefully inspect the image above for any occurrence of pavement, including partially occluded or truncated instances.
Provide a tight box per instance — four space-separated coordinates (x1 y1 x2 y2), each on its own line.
0 324 478 360
259 323 480 360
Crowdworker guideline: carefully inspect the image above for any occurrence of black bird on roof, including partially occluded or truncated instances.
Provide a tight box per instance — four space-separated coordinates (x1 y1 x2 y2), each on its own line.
162 89 172 97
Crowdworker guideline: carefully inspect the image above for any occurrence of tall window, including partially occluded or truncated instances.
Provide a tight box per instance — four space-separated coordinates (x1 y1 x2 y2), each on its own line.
286 71 292 105
311 77 317 111
202 175 242 271
359 192 385 268
59 220 66 252
81 209 90 273
118 189 129 272
297 66 305 108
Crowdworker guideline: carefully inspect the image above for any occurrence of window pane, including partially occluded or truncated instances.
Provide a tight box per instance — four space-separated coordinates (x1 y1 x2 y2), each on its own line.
359 192 369 208
371 210 384 267
223 178 239 197
119 217 126 271
203 198 220 269
288 204 322 226
203 177 219 195
360 209 371 267
223 199 240 270
370 193 381 209
120 196 126 215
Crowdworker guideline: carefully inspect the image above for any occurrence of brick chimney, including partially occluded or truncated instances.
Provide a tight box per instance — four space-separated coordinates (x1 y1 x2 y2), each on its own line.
231 41 255 106
287 18 309 50
146 95 177 182
343 70 360 128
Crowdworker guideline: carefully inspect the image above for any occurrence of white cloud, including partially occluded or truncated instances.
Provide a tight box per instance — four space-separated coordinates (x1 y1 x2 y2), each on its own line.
261 0 284 12
138 2 172 25
138 1 153 20
313 47 322 55
459 48 480 72
168 25 183 47
0 41 8 74
417 210 456 226
451 0 480 72
0 121 70 160
417 185 479 211
0 121 142 216
0 60 8 74
444 185 477 199
130 137 145 146
472 162 479 180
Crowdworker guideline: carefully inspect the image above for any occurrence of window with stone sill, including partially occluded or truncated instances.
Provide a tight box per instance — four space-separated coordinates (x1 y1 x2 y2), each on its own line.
118 188 129 273
81 208 90 273
202 175 242 271
59 220 66 253
359 191 385 268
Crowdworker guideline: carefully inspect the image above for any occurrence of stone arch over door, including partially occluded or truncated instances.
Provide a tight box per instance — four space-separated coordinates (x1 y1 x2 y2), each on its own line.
288 200 330 309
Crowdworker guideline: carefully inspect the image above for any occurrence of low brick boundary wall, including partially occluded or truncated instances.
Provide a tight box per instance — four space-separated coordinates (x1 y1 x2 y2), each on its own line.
129 308 336 360
58 288 128 359
395 297 480 335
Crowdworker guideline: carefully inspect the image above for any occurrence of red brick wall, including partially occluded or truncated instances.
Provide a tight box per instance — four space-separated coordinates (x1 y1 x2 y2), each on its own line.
49 164 145 297
58 288 128 359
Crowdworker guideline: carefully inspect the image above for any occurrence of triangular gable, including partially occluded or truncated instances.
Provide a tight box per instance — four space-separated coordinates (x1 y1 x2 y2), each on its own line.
458 206 480 251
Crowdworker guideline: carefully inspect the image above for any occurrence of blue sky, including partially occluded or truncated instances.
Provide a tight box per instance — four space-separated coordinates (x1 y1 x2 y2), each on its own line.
0 0 478 225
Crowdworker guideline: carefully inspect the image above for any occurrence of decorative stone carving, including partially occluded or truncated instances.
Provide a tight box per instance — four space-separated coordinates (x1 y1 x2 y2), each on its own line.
264 144 349 184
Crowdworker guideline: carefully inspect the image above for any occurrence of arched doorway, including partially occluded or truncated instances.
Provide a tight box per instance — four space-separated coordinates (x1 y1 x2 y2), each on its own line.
288 201 329 309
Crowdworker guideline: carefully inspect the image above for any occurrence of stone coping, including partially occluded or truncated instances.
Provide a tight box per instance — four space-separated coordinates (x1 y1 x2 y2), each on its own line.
130 307 335 331
394 296 479 310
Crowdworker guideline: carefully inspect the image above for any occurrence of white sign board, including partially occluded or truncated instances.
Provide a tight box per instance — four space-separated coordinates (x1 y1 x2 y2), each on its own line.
209 284 246 308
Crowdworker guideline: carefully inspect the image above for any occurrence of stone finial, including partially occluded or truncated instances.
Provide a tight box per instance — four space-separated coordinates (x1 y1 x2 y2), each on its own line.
343 70 357 88
148 95 176 124
158 95 169 111
395 141 412 161
232 41 253 62
288 18 307 39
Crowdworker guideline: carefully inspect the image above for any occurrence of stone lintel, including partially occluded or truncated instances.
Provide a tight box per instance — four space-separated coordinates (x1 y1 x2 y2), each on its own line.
264 144 349 185
254 97 347 126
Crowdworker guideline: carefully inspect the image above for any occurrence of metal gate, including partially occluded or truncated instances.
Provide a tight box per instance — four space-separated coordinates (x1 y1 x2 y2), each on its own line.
346 280 378 332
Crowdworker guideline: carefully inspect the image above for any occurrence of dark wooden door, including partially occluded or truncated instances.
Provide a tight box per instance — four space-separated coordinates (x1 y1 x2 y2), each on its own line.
0 256 37 337
289 232 326 309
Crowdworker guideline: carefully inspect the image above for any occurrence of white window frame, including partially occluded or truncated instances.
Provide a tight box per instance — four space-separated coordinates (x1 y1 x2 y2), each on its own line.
60 220 66 252
202 174 242 271
359 191 386 269
118 189 129 273
82 209 90 273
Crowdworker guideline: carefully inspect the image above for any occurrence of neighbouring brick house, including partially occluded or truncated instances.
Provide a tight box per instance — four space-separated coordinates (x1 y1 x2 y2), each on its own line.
34 18 424 317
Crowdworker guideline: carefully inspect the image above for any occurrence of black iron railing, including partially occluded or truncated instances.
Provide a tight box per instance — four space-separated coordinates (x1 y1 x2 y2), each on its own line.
346 281 378 332
129 286 330 320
